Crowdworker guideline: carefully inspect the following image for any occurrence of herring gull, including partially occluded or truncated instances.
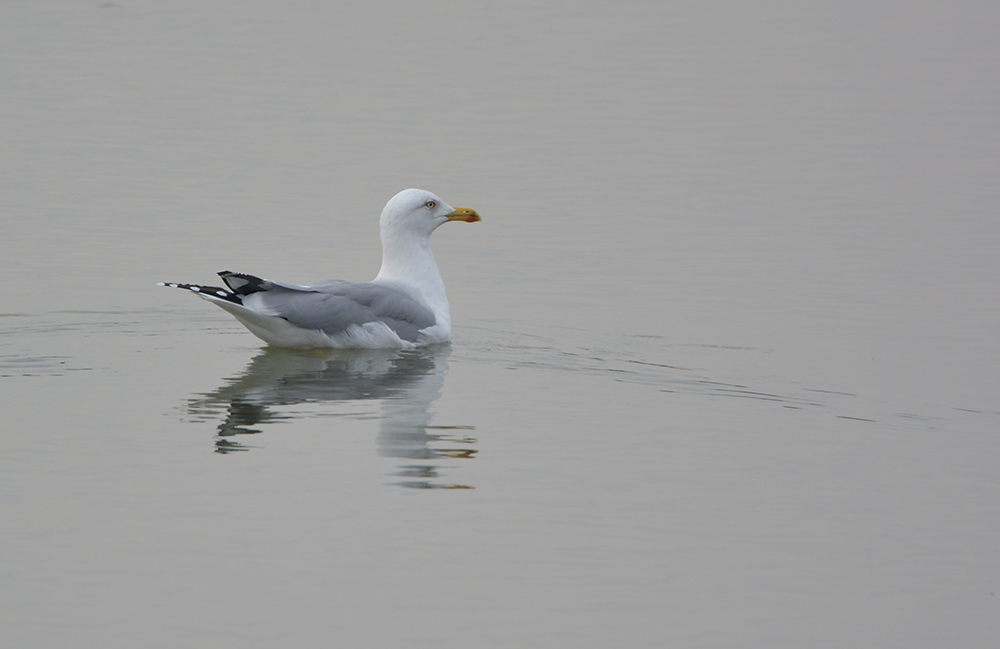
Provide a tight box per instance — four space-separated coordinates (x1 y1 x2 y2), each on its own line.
160 188 481 348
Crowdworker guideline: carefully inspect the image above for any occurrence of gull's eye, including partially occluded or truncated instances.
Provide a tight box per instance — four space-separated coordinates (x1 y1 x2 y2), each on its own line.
425 200 436 209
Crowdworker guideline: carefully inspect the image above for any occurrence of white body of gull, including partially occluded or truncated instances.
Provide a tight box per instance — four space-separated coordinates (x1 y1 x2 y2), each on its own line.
160 188 481 349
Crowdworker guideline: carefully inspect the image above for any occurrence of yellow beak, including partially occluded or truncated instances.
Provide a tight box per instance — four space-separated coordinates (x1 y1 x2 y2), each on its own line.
446 207 482 223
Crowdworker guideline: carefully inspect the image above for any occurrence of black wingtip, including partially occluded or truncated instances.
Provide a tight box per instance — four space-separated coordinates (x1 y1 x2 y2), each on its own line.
218 271 268 296
160 281 243 304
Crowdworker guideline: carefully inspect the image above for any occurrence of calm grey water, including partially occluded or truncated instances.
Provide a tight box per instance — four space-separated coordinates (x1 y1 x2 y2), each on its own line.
2 2 999 647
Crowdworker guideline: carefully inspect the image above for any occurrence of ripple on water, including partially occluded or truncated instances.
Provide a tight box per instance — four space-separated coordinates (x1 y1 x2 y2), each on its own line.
0 355 90 377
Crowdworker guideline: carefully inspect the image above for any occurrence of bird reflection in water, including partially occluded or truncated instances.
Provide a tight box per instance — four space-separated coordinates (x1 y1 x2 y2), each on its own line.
186 345 476 489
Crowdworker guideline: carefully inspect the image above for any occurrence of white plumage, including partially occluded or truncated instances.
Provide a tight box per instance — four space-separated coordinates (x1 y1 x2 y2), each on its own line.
160 189 481 348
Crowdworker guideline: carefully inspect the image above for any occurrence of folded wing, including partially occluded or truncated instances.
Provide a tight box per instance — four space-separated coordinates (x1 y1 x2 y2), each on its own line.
219 271 436 343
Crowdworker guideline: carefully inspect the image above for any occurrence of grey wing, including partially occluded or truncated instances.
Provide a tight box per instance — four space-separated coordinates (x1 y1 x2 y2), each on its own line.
246 279 436 343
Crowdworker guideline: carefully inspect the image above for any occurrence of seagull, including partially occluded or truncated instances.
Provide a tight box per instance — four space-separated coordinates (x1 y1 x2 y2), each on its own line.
160 188 481 349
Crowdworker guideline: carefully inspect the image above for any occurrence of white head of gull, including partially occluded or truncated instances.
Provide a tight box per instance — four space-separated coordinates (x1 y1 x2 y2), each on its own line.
159 188 481 349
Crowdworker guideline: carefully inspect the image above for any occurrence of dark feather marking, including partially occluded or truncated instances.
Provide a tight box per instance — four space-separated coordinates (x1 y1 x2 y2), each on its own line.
160 282 243 305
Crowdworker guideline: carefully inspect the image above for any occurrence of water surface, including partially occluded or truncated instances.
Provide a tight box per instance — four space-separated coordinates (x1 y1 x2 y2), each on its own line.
1 2 998 647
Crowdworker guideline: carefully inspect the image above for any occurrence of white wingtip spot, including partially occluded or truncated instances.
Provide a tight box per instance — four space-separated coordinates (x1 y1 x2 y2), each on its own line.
216 291 227 297
190 286 200 292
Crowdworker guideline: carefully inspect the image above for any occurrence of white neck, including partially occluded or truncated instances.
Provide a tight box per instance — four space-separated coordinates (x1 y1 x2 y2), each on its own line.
374 228 451 328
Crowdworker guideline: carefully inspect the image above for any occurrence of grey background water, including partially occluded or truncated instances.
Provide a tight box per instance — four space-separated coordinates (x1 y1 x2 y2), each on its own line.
2 1 998 647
